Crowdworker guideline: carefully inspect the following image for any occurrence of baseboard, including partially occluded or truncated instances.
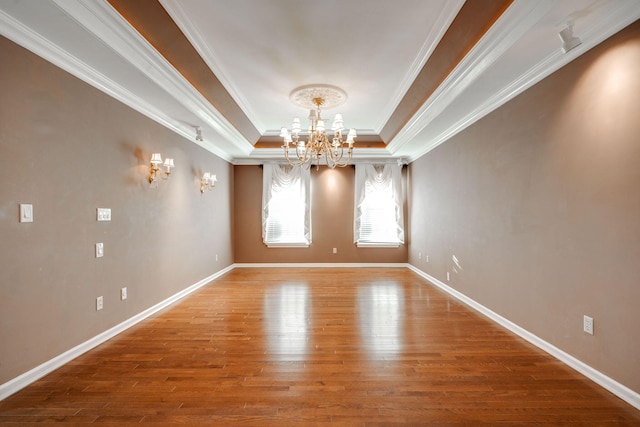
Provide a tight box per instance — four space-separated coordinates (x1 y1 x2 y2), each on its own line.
4 262 638 411
407 264 640 411
0 264 234 401
233 262 410 268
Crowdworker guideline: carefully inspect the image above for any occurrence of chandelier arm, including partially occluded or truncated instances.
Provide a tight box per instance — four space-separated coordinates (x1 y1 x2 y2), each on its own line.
284 147 307 167
328 142 351 167
295 140 313 163
335 152 352 167
331 147 351 168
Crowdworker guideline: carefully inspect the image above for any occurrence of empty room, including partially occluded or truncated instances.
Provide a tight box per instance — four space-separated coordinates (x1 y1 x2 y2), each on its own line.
1 0 639 424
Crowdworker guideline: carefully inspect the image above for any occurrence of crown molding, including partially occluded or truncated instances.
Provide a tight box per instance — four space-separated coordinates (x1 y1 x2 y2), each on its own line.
0 0 257 162
372 0 465 134
54 0 255 158
3 0 639 166
232 147 401 166
160 0 267 134
398 0 640 162
387 0 556 155
0 5 213 154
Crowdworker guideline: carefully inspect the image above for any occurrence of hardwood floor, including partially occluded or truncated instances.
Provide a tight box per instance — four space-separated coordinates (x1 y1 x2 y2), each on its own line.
1 267 638 425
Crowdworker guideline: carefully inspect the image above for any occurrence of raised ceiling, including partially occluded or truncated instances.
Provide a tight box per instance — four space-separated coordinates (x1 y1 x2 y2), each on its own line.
1 0 639 164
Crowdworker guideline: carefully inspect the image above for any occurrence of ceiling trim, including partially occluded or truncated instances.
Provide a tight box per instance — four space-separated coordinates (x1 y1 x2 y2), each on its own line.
160 0 268 134
233 147 402 166
379 0 515 145
0 3 234 158
387 0 555 154
59 0 255 158
371 0 465 134
400 0 640 162
3 0 638 166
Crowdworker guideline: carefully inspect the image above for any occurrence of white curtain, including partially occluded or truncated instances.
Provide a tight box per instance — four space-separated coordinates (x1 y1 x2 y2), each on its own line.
262 163 311 246
354 163 404 244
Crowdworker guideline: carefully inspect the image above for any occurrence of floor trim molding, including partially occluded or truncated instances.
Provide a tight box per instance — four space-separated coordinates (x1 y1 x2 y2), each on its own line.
3 262 638 411
233 262 409 268
0 264 234 401
407 264 640 411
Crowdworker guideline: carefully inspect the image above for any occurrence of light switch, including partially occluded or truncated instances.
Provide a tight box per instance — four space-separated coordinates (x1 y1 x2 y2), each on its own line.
19 204 33 223
96 243 104 258
97 208 111 221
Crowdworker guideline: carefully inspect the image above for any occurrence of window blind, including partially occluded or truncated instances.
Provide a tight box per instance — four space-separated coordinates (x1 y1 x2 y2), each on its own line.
354 163 404 246
262 164 311 247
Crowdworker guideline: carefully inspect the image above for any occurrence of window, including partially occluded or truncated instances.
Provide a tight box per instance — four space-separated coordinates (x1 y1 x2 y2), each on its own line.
354 163 404 246
262 163 311 247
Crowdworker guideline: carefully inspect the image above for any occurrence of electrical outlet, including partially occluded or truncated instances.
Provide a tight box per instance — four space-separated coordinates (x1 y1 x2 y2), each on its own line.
583 315 594 335
215 254 218 262
446 271 450 281
121 287 127 301
96 296 103 311
426 255 429 263
333 248 337 254
418 252 422 259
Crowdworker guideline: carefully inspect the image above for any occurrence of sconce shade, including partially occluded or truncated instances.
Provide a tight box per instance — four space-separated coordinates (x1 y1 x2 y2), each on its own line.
200 171 217 193
149 152 174 185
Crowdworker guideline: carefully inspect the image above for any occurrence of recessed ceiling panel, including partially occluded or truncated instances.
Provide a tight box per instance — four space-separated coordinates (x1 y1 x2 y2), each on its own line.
161 0 460 135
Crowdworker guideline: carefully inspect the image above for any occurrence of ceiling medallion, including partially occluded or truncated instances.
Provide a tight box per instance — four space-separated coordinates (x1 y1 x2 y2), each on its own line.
281 84 356 169
289 84 348 110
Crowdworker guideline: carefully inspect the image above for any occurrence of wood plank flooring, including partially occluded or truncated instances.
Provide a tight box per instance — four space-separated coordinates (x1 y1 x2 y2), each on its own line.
1 267 639 425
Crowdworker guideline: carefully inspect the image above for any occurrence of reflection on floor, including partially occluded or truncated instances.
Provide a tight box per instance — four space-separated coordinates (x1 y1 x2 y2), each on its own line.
1 267 638 425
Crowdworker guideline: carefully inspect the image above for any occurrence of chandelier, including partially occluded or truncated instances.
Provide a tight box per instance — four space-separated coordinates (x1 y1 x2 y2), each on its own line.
280 84 356 169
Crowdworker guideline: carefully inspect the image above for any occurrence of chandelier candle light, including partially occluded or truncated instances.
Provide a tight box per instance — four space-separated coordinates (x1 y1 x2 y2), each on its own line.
280 84 356 169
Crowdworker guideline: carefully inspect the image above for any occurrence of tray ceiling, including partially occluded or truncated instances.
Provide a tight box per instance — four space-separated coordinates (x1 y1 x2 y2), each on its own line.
1 0 638 164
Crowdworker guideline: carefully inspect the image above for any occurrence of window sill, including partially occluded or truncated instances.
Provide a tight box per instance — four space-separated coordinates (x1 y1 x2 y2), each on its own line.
356 241 402 248
265 242 310 248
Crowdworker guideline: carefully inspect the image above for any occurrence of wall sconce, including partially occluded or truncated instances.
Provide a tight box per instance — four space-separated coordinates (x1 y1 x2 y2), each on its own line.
148 153 175 184
200 172 217 193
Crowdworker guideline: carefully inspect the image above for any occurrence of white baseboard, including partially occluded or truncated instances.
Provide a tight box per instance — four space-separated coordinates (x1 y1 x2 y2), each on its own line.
4 262 638 411
233 262 410 268
0 264 234 401
407 264 640 411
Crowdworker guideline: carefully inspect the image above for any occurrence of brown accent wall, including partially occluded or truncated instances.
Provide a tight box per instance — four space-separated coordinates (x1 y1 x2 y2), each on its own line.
234 165 408 263
0 36 233 384
408 21 640 393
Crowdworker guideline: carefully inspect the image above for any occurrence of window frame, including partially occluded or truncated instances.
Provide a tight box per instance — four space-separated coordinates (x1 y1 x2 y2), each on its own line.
262 163 311 248
354 163 405 247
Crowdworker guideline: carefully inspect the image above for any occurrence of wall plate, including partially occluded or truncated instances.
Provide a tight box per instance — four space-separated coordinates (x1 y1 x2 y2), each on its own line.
97 208 111 221
19 204 33 223
96 243 104 258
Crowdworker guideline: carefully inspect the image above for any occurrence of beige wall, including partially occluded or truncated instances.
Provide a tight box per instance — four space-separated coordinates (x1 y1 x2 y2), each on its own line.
0 36 233 384
408 21 640 393
234 165 408 263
